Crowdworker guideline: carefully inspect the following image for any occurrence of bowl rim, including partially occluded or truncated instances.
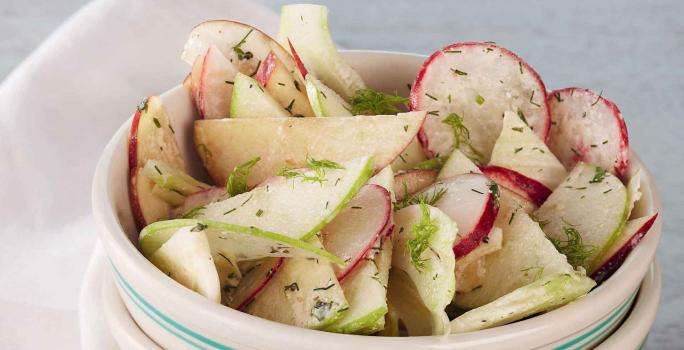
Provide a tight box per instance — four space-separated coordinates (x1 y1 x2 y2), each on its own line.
92 49 663 348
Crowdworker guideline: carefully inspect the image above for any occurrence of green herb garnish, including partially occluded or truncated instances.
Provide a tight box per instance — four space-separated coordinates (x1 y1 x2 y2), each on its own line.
407 203 439 271
475 94 485 105
349 89 408 115
232 29 254 60
227 156 261 196
550 226 596 267
412 156 448 170
442 113 484 160
277 156 345 184
589 167 608 184
396 187 447 211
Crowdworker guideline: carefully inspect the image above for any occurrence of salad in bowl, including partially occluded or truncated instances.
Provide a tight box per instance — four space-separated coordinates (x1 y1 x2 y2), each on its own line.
125 4 659 338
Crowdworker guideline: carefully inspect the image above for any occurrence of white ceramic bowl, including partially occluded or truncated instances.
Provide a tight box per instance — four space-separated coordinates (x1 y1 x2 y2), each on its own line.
93 51 663 350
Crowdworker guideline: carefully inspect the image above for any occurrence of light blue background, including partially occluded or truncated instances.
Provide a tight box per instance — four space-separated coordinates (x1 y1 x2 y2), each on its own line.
2 1 682 348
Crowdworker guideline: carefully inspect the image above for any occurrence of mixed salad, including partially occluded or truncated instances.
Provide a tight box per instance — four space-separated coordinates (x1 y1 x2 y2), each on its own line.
128 4 659 336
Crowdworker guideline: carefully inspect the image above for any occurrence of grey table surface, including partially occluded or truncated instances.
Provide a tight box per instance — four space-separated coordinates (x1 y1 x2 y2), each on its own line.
1 0 682 348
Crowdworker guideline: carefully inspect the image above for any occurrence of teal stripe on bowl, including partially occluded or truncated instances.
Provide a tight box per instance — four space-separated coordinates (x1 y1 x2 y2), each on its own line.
570 292 637 349
554 291 637 350
112 270 208 349
111 264 235 350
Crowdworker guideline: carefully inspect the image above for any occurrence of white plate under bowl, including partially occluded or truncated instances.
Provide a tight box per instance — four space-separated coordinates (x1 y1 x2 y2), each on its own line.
93 50 663 350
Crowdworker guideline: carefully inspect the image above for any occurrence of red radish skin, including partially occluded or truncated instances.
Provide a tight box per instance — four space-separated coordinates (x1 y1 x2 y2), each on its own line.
452 193 499 257
128 108 147 228
418 173 500 258
481 165 552 206
235 257 285 311
322 185 392 282
255 51 277 86
287 39 308 78
547 87 629 179
591 213 658 283
410 42 551 159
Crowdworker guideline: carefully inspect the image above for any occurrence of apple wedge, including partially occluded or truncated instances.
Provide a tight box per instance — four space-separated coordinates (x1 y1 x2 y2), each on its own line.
194 112 425 187
322 185 392 281
534 162 629 271
437 148 481 180
225 257 284 310
407 174 499 257
391 204 458 335
182 20 296 78
325 232 393 334
394 170 438 201
197 45 238 119
278 4 366 100
490 111 567 189
493 187 537 228
547 88 629 179
129 96 185 228
481 165 551 206
142 159 211 196
454 212 577 309
391 138 428 172
305 74 352 117
389 203 458 336
229 72 290 118
244 238 349 330
451 272 595 333
139 219 344 265
199 157 372 243
455 227 502 293
255 51 314 117
149 227 221 303
591 213 658 283
411 42 551 162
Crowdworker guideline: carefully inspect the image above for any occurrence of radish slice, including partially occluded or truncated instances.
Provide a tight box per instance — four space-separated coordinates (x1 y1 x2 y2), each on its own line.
198 45 238 119
416 173 499 257
547 87 629 179
481 165 551 206
322 185 392 282
227 257 285 310
411 42 550 161
591 213 658 283
394 169 438 201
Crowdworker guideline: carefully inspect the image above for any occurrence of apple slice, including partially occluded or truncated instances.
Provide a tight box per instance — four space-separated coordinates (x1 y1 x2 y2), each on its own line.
455 227 502 293
394 170 438 201
391 138 427 172
128 96 185 228
197 45 239 119
225 257 285 310
481 165 551 206
437 148 481 180
149 227 221 303
490 111 567 189
305 74 353 117
182 20 295 78
229 72 290 118
411 42 551 162
325 232 393 334
255 51 314 117
139 219 344 265
451 272 595 333
322 185 392 281
591 213 658 283
391 204 457 335
194 112 425 187
171 187 228 218
244 239 349 330
200 157 372 241
534 162 629 271
547 88 629 179
278 4 366 100
409 174 499 257
454 212 577 309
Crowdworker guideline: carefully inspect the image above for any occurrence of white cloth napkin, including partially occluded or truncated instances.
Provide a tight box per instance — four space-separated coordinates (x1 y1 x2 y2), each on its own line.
0 0 277 348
